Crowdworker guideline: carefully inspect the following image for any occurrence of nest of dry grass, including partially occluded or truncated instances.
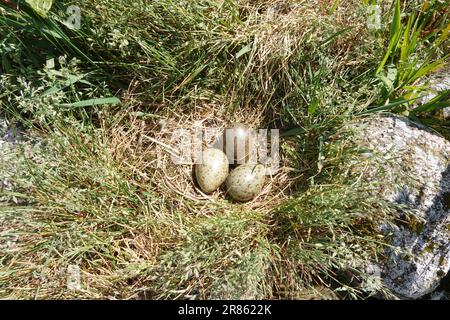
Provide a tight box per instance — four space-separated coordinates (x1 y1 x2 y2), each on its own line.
109 103 296 217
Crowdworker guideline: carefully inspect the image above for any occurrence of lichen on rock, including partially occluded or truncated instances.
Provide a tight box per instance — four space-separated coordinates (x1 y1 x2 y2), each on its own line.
354 115 450 299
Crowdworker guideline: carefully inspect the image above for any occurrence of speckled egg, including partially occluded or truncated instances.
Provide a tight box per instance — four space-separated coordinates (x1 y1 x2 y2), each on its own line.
226 164 266 202
223 123 254 164
195 148 229 193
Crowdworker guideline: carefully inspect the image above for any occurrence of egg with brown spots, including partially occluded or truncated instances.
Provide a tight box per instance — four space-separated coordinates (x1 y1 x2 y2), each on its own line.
195 148 229 193
226 164 266 202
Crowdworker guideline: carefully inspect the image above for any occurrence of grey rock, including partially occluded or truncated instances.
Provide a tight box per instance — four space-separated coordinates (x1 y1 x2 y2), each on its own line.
0 117 30 204
1 121 14 203
355 115 450 299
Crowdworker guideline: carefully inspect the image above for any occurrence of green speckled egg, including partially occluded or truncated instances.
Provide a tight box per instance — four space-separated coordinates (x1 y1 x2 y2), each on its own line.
226 164 266 202
195 148 229 193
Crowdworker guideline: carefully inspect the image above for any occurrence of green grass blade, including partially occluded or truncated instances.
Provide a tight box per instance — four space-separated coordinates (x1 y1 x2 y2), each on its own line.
376 0 402 75
405 55 449 85
359 97 420 115
399 15 413 66
390 0 401 41
58 97 121 108
410 89 450 114
319 27 353 46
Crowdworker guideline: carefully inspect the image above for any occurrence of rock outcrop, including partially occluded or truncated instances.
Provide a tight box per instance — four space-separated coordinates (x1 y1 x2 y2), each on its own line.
356 115 450 299
0 118 30 204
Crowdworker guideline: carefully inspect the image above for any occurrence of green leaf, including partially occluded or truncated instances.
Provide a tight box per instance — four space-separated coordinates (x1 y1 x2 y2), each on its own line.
319 27 353 46
405 55 449 85
280 123 323 137
59 97 121 108
390 0 401 41
438 22 450 44
41 27 63 39
329 0 341 14
376 0 402 75
235 44 252 59
41 73 87 97
411 89 450 115
2 55 11 73
280 127 306 137
399 15 413 65
26 0 53 18
359 97 419 115
308 99 320 115
377 64 398 91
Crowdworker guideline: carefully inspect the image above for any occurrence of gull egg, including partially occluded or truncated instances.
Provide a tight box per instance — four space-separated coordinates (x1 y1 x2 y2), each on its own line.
226 163 266 202
223 123 254 164
195 148 229 193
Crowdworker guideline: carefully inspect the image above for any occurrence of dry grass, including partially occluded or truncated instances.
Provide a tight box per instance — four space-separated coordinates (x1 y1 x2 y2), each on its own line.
114 67 297 208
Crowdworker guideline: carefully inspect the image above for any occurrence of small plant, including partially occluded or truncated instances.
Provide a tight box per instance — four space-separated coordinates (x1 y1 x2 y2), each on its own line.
0 56 120 127
374 0 449 113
